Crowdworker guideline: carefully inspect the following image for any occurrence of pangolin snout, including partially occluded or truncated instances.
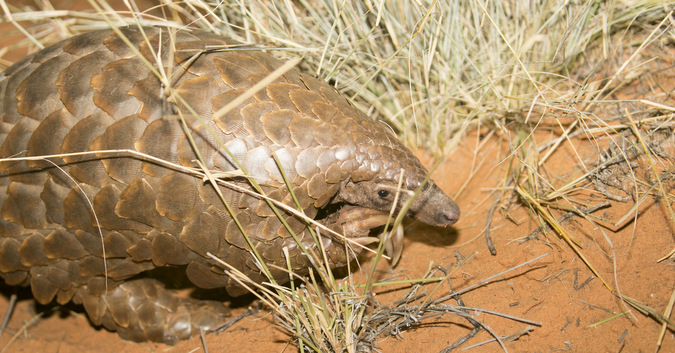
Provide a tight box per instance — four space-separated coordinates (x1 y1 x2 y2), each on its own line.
438 201 461 226
409 184 460 228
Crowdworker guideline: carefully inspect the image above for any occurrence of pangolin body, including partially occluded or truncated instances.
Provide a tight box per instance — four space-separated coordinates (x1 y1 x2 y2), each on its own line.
0 27 460 343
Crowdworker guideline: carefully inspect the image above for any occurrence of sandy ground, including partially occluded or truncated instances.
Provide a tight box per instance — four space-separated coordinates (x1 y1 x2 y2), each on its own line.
0 2 674 353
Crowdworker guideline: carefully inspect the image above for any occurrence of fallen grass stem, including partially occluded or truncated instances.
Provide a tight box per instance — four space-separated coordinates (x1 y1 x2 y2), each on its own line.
589 311 631 328
438 252 549 301
212 302 262 334
516 185 613 290
0 292 16 338
0 311 44 353
461 326 535 351
656 285 675 352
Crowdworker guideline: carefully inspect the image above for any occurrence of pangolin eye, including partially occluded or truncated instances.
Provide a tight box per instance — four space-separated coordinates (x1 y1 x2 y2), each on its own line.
377 189 390 198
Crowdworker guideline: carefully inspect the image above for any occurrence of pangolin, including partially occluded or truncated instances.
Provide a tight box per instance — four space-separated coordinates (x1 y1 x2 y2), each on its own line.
0 26 460 344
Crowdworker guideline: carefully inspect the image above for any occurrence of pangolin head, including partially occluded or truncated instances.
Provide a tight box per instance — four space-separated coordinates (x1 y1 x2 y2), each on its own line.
334 137 460 228
323 116 460 264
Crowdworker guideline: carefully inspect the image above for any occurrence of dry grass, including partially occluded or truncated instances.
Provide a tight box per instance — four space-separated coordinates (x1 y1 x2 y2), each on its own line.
1 0 675 352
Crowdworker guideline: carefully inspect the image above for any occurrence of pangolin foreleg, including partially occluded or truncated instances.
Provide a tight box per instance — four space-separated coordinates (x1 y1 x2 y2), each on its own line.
320 205 405 264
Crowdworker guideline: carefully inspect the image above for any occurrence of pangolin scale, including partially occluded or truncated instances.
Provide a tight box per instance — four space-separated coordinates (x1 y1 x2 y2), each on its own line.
0 26 459 344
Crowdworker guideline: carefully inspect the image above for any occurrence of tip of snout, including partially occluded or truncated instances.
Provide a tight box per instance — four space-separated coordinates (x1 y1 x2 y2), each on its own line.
435 200 460 226
440 207 460 226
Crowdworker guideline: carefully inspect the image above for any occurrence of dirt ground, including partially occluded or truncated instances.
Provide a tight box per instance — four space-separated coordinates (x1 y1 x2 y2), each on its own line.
1 3 674 353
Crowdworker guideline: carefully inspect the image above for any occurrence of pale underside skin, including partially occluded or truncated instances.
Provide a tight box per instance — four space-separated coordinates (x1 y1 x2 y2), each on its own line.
0 26 459 344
